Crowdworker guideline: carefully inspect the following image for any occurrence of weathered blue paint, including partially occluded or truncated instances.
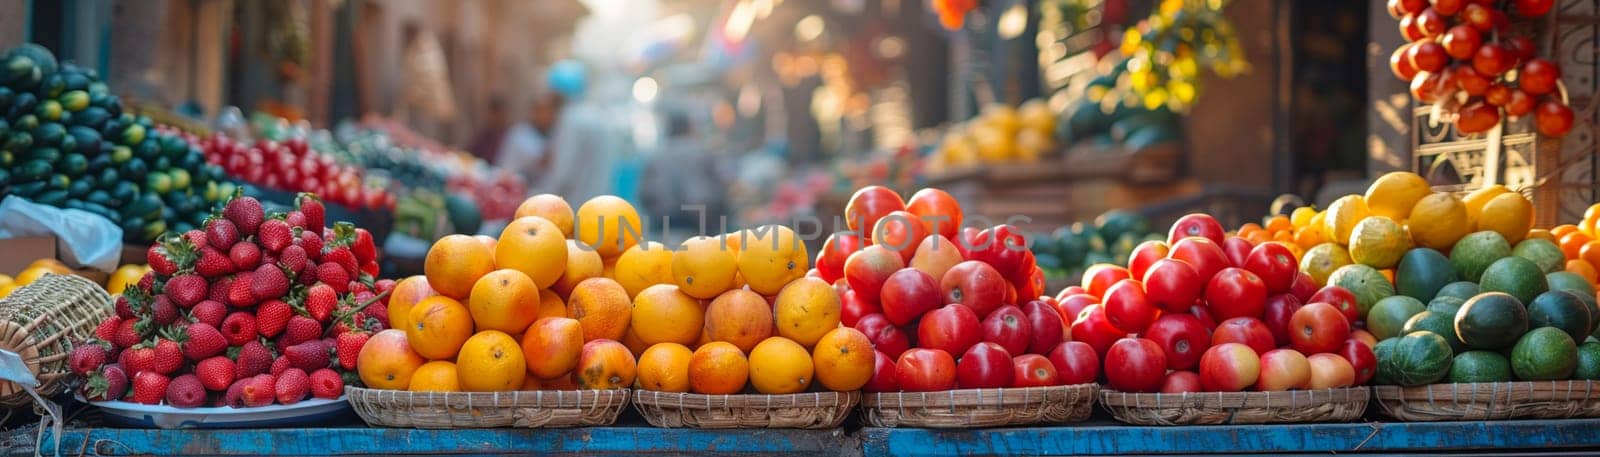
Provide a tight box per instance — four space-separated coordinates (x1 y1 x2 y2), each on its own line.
860 419 1600 456
40 427 849 456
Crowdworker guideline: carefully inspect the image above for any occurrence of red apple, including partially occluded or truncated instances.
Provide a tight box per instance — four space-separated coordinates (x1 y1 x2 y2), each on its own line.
1012 354 1061 388
1069 305 1126 358
1047 341 1100 385
905 188 963 240
1262 294 1304 347
1168 213 1226 245
1127 240 1170 280
1103 279 1158 333
1189 304 1219 330
1023 300 1066 355
881 268 940 326
817 232 863 284
976 225 1031 278
1206 267 1268 320
1160 371 1203 393
956 227 987 260
845 245 905 301
896 348 957 392
1013 265 1047 303
1256 348 1312 391
1339 339 1378 385
918 303 982 356
1144 313 1211 371
1054 286 1088 301
1289 272 1318 302
956 342 1013 389
1055 293 1098 325
1244 242 1298 294
840 289 881 328
1082 264 1132 298
855 313 911 358
1212 317 1276 355
1307 353 1356 389
980 305 1032 356
941 260 1008 318
1104 338 1167 393
1168 237 1229 285
1309 286 1361 324
1199 343 1262 392
864 350 901 392
1289 302 1351 355
845 185 905 233
910 235 963 283
1144 258 1203 313
873 211 930 262
1222 236 1254 267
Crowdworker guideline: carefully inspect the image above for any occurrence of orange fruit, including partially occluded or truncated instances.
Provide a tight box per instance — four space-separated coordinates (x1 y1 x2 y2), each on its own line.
521 317 585 379
636 343 693 392
357 329 426 390
406 296 475 360
1582 241 1600 271
468 269 541 334
27 258 69 274
1583 203 1600 237
773 277 841 348
520 376 543 391
388 275 437 333
672 236 739 299
576 339 637 389
575 196 643 259
614 241 675 299
1566 259 1598 285
631 284 705 346
1477 192 1534 244
514 194 576 237
425 234 497 299
703 289 775 353
688 342 749 394
566 277 632 342
1364 171 1431 221
621 326 650 358
496 216 569 289
541 374 580 390
811 328 874 391
737 224 809 295
1562 232 1593 259
535 289 567 319
456 331 527 392
747 337 813 394
554 240 604 296
1265 215 1293 233
1552 224 1581 238
602 256 618 281
474 235 499 253
408 361 460 392
1238 223 1264 240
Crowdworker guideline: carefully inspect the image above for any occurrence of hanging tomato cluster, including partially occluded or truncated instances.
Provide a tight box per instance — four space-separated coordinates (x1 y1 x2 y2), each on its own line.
932 0 980 30
1387 0 1574 137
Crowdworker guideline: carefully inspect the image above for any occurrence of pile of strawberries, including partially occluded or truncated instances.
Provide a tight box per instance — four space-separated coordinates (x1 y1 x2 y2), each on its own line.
71 192 394 408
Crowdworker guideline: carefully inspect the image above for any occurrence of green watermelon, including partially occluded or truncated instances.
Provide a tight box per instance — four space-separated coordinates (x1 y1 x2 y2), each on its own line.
1455 292 1530 350
1396 248 1458 302
1449 350 1513 383
1406 311 1465 353
1479 256 1549 305
1511 327 1578 381
1381 331 1454 386
1548 271 1597 298
1328 264 1396 318
1512 238 1566 274
1373 338 1400 385
1451 231 1512 283
1435 281 1481 301
1576 342 1600 380
1427 296 1467 317
1528 290 1592 343
1369 295 1426 341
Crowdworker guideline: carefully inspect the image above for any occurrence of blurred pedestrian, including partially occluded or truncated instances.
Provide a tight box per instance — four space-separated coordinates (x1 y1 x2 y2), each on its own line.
496 92 564 188
639 107 727 243
538 60 617 203
466 97 511 162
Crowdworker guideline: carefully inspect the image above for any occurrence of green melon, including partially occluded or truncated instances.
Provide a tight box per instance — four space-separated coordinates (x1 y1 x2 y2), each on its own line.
1369 295 1426 341
1381 331 1454 386
1528 290 1592 344
1455 292 1530 350
1511 327 1578 381
1396 248 1458 302
1449 350 1513 383
1451 231 1512 283
1328 263 1396 319
1479 256 1549 305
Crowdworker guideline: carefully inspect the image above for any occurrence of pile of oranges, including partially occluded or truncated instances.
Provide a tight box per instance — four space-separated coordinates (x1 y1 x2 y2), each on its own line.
1542 203 1600 286
355 193 875 395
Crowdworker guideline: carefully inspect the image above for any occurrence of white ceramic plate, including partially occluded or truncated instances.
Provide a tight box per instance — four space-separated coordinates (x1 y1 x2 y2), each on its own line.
90 397 352 429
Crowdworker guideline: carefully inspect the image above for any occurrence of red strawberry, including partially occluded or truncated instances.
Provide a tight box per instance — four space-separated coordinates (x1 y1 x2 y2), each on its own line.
349 282 371 296
113 319 143 349
297 193 326 233
256 299 293 338
114 295 136 320
223 377 248 407
281 316 322 347
309 368 343 399
274 368 310 405
83 364 128 401
205 218 240 249
165 274 208 308
284 341 331 372
195 247 235 278
183 229 209 250
335 332 368 371
151 295 178 325
221 312 258 346
251 264 290 301
259 219 293 253
137 271 157 294
147 245 179 276
209 275 234 303
230 241 262 271
364 302 389 330
271 356 291 376
374 279 397 296
232 340 273 379
361 261 380 278
241 374 276 407
223 196 265 236
195 356 235 391
228 271 257 307
70 343 108 375
316 263 351 294
191 300 227 328
165 374 207 408
131 371 170 404
322 247 358 277
94 316 123 341
123 345 156 375
297 230 324 261
182 322 228 361
151 338 184 375
285 211 308 230
352 228 377 265
304 284 337 323
279 244 309 274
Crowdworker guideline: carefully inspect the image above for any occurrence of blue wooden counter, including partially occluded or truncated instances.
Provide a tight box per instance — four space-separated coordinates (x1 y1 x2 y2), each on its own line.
859 419 1600 455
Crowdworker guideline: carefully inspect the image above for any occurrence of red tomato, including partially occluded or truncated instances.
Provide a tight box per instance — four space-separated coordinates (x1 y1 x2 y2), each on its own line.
1256 349 1312 391
1339 339 1379 385
1127 240 1170 280
1453 65 1491 96
817 232 863 284
864 350 901 392
1472 43 1513 76
1055 286 1088 301
1222 236 1254 268
1503 36 1537 61
845 185 905 233
1069 305 1126 358
1160 371 1203 393
978 225 1031 279
1012 354 1061 388
1432 0 1464 15
1289 272 1318 302
1410 41 1448 73
1536 100 1575 137
840 289 881 328
1399 13 1426 41
1055 294 1099 325
1199 343 1262 392
1023 300 1066 355
1441 25 1481 59
896 348 957 392
881 268 941 326
1167 214 1226 245
1262 294 1304 347
855 313 911 359
1309 286 1362 324
1206 268 1269 320
1308 353 1357 389
1144 258 1203 313
1456 101 1501 134
872 211 930 261
1391 44 1419 81
1104 338 1168 393
1144 313 1212 371
905 188 963 240
1013 265 1047 303
1047 341 1100 385
1103 279 1158 333
1212 317 1276 355
956 342 1014 389
844 245 905 301
1082 264 1132 298
918 304 982 356
1515 0 1555 17
1244 242 1299 294
1289 302 1352 355
1460 3 1493 30
1416 8 1447 37
941 260 1008 318
980 305 1032 356
1168 237 1229 286
1505 88 1536 117
1410 70 1445 104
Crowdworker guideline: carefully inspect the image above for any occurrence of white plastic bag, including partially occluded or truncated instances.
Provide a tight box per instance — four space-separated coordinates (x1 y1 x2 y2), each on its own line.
0 196 123 272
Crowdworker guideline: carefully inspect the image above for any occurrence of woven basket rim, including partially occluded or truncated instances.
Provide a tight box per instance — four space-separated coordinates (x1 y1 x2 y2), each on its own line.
630 390 860 429
863 383 1098 407
1100 386 1371 407
1373 380 1600 399
631 390 860 407
346 387 631 429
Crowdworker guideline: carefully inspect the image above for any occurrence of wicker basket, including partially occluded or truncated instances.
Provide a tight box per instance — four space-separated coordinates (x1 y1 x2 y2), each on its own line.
1099 387 1370 426
632 390 858 429
345 388 629 428
861 384 1098 428
0 273 113 408
1374 381 1600 421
